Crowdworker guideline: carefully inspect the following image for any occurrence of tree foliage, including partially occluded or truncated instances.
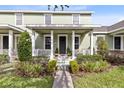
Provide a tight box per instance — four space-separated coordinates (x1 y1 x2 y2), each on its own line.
97 37 108 58
17 32 32 61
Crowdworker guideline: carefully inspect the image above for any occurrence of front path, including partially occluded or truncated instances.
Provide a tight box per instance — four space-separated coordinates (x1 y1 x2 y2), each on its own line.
52 70 74 88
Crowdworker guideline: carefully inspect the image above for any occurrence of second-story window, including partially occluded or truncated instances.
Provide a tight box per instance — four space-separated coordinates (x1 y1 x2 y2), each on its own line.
45 14 51 25
73 14 79 24
16 13 23 25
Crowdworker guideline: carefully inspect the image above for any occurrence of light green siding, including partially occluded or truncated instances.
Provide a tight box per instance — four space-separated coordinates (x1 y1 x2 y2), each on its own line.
52 14 72 24
24 13 44 24
80 15 92 24
0 13 15 25
105 35 113 49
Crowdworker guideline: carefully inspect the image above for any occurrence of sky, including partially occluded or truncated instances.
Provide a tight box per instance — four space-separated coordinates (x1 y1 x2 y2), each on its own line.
0 5 124 26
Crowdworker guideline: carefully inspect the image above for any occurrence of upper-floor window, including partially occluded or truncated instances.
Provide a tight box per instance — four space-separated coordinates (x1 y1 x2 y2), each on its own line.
73 14 79 24
15 13 23 25
45 14 51 25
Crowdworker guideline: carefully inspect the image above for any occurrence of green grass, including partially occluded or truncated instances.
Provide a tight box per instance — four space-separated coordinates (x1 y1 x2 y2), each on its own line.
0 73 54 88
73 66 124 88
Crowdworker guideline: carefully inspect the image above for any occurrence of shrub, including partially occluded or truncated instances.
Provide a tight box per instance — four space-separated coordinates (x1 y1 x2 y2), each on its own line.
16 62 44 77
0 54 8 65
80 60 110 72
76 54 102 64
47 59 57 73
17 32 32 61
105 54 124 65
70 60 79 74
97 37 108 58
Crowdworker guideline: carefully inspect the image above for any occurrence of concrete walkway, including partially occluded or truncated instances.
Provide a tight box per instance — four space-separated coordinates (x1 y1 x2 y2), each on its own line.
52 70 74 88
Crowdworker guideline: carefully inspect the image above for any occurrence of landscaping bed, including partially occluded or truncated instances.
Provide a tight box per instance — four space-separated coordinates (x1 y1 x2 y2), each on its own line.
72 66 124 88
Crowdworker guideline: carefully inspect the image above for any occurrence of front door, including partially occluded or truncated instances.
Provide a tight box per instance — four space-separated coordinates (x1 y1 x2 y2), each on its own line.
59 36 66 54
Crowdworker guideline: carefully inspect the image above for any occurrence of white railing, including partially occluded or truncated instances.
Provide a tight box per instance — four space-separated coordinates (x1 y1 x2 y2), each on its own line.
76 49 91 55
34 49 51 56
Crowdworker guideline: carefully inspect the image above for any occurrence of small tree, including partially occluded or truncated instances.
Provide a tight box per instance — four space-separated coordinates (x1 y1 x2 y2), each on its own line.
17 32 32 61
97 37 108 58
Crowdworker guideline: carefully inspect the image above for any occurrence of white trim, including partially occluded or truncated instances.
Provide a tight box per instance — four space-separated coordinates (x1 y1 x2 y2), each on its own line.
58 34 68 54
0 10 94 14
15 13 24 26
113 35 123 50
44 34 51 50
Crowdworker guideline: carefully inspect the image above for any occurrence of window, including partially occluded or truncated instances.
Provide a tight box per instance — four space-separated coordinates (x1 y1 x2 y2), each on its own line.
75 36 80 49
114 36 121 49
45 36 51 49
3 36 8 49
45 14 51 25
16 13 23 25
73 14 79 24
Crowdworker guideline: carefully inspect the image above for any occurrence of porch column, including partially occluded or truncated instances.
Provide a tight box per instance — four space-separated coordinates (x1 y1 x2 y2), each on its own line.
32 31 35 56
72 31 75 59
50 30 54 59
9 30 13 62
90 31 93 55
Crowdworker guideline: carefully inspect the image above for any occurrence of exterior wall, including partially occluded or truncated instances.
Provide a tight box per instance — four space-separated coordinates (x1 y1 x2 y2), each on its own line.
24 13 44 24
105 35 113 50
0 13 15 25
80 14 92 24
52 14 72 24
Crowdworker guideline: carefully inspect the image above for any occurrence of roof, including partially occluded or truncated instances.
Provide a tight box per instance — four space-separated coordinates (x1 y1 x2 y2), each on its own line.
0 10 94 14
93 20 124 34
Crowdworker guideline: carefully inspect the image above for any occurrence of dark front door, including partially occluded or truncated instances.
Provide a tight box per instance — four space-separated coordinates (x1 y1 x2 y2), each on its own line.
59 36 66 54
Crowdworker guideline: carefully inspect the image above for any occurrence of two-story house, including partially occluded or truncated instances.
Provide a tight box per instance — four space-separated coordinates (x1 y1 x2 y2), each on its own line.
0 10 99 61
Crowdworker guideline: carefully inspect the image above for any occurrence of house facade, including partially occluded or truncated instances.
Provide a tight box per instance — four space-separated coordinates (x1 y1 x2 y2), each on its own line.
0 10 100 61
1 10 123 62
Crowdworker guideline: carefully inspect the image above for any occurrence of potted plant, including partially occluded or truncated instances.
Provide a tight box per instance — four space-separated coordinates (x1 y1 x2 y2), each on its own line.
55 48 59 56
67 47 72 56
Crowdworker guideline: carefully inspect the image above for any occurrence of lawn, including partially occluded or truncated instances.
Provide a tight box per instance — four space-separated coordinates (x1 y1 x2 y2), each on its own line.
73 66 124 88
0 73 54 88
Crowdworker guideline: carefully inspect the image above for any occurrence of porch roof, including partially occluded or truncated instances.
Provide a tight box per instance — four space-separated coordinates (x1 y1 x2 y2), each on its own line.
0 24 24 32
26 24 100 30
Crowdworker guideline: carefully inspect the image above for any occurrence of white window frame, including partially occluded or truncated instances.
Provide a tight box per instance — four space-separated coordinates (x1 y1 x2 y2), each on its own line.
15 13 24 26
44 34 51 50
58 34 68 53
113 35 123 50
72 14 80 24
75 35 80 49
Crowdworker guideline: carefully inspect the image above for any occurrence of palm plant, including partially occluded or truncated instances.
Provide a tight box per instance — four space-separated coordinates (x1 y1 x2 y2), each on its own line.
47 5 69 11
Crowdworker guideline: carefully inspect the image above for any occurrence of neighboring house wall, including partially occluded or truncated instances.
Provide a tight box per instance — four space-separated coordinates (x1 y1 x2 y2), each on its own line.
0 13 15 25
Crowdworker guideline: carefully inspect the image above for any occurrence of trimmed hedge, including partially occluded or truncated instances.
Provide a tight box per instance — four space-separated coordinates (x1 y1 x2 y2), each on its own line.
17 32 32 61
47 59 57 73
80 60 110 72
70 60 79 74
76 54 103 64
